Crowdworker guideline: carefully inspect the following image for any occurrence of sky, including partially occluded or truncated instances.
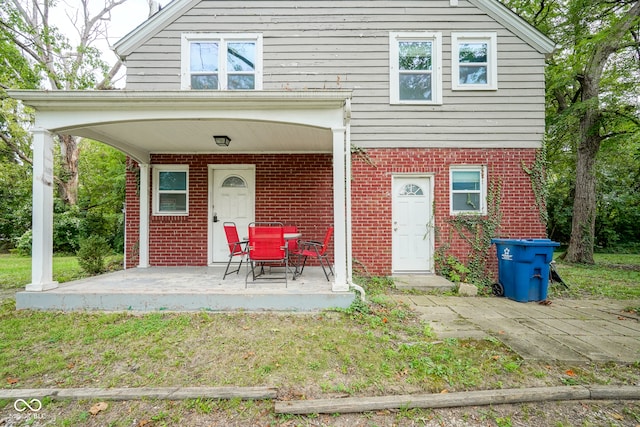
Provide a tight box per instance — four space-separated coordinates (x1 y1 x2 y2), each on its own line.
51 0 173 86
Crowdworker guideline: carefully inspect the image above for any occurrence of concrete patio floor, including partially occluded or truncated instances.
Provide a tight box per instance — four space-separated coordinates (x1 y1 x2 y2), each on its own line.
15 266 355 312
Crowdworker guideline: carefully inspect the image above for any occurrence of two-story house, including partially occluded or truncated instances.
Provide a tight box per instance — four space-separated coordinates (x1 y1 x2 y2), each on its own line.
11 0 554 308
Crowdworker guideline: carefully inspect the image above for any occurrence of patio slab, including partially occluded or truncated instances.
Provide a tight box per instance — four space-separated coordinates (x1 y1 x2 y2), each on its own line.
398 295 640 363
15 267 355 312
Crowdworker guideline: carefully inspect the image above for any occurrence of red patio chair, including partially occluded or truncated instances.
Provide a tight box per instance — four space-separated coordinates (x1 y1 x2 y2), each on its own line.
223 222 248 279
246 222 288 287
296 227 334 281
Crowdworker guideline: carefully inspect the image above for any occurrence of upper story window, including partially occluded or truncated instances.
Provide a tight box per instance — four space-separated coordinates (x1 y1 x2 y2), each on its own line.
153 165 189 215
450 166 487 215
181 33 263 90
389 32 442 105
451 32 497 90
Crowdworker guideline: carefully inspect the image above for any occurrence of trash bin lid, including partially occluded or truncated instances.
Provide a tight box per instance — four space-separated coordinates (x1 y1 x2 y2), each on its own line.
491 238 560 247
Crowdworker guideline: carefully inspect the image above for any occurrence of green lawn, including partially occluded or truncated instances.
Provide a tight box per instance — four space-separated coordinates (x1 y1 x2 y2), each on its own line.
0 254 120 291
549 253 640 300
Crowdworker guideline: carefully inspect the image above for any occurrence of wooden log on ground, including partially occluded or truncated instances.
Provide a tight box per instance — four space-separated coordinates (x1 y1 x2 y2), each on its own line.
275 386 591 415
0 387 278 401
589 386 640 400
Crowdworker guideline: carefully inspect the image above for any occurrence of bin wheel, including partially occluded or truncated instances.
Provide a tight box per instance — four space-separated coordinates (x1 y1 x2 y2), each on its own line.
492 282 504 297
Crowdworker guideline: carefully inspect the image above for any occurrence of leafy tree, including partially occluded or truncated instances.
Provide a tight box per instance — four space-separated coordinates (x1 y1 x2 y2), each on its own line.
505 0 640 261
77 139 126 252
0 0 127 205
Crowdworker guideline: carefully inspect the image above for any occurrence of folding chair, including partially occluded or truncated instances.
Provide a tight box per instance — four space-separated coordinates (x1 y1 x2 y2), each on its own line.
296 227 334 281
223 222 248 279
246 222 288 287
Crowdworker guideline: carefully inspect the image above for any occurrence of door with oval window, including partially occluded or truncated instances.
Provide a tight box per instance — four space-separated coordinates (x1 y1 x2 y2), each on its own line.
392 176 433 273
209 166 255 264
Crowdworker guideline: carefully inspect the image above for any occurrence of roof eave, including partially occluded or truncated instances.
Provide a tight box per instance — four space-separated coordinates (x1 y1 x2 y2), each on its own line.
469 0 556 55
113 0 199 59
7 90 353 112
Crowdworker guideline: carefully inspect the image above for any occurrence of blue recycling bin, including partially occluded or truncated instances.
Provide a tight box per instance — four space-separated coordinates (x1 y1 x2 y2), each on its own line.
490 238 560 302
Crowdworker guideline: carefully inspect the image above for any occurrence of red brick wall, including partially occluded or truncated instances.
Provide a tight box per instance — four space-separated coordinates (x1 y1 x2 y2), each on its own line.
125 154 334 267
125 148 546 276
350 148 547 276
124 158 140 268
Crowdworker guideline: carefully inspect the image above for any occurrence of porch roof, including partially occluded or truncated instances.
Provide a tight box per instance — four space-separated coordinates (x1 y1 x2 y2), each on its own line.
8 90 352 163
10 89 354 296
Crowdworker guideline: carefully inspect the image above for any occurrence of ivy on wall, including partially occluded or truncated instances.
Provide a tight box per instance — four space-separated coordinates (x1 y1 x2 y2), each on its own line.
521 144 548 227
435 178 503 288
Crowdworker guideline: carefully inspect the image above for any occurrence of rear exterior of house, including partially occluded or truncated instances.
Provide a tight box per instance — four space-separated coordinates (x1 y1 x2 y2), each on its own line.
112 0 551 280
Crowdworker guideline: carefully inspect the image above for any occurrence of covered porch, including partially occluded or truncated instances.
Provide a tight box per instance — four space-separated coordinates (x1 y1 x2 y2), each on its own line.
9 89 359 310
15 266 355 312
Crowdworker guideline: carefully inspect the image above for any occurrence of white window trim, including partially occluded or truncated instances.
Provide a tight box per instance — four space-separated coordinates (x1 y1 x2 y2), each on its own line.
152 165 189 216
180 33 263 90
450 166 487 215
389 31 443 105
451 32 498 91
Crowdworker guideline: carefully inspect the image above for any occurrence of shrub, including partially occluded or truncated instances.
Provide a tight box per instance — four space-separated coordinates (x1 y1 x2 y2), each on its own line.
77 235 111 275
13 229 32 256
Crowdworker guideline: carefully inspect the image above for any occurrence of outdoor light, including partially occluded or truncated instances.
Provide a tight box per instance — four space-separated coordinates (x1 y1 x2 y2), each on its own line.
213 135 231 147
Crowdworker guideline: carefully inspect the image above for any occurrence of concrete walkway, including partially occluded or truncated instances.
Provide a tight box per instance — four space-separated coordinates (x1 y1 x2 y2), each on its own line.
394 294 640 363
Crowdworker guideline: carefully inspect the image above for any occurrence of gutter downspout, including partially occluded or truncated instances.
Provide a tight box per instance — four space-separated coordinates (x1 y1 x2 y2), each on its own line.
344 99 365 302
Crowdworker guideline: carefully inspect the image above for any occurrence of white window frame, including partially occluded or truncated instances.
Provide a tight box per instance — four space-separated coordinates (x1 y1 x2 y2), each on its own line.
152 165 189 216
180 33 263 90
451 32 498 91
389 31 443 105
450 166 487 215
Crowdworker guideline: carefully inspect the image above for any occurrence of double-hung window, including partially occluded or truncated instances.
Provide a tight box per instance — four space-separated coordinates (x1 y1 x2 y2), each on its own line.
181 33 263 90
389 32 442 104
451 32 497 90
153 165 189 215
450 166 487 215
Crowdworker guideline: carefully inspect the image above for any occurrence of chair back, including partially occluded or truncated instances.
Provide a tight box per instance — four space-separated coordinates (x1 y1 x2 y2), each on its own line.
223 222 243 254
318 227 334 256
248 222 285 261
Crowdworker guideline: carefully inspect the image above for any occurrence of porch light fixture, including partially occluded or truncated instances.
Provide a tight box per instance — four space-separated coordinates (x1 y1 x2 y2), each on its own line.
214 135 231 147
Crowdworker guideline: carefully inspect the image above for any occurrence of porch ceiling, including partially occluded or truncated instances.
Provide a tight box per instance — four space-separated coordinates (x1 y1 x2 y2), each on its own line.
8 90 351 163
76 118 333 156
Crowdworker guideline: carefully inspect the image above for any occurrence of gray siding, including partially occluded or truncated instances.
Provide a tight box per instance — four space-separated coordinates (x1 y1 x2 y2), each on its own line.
123 0 546 148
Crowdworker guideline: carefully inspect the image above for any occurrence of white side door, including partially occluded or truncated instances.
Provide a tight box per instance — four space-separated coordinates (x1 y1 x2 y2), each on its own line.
209 166 255 264
392 176 433 273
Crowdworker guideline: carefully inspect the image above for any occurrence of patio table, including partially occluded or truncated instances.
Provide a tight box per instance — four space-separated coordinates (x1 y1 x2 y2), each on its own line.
284 232 302 279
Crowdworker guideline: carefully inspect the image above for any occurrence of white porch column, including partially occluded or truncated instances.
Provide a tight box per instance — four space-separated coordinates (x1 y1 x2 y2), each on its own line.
138 163 150 268
332 127 349 292
27 128 58 291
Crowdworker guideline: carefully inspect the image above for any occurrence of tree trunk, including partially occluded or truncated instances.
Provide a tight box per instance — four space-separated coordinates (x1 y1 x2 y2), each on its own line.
564 1 640 264
56 134 79 206
565 101 600 264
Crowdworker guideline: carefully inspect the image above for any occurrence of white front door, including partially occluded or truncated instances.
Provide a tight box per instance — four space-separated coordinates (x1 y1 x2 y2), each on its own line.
209 165 255 264
392 176 433 273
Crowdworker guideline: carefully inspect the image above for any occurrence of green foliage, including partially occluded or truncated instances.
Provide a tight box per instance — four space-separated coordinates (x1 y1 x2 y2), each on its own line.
13 229 32 256
77 140 126 251
522 145 549 227
53 202 81 254
435 254 470 283
503 0 640 257
437 179 503 287
77 235 111 275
